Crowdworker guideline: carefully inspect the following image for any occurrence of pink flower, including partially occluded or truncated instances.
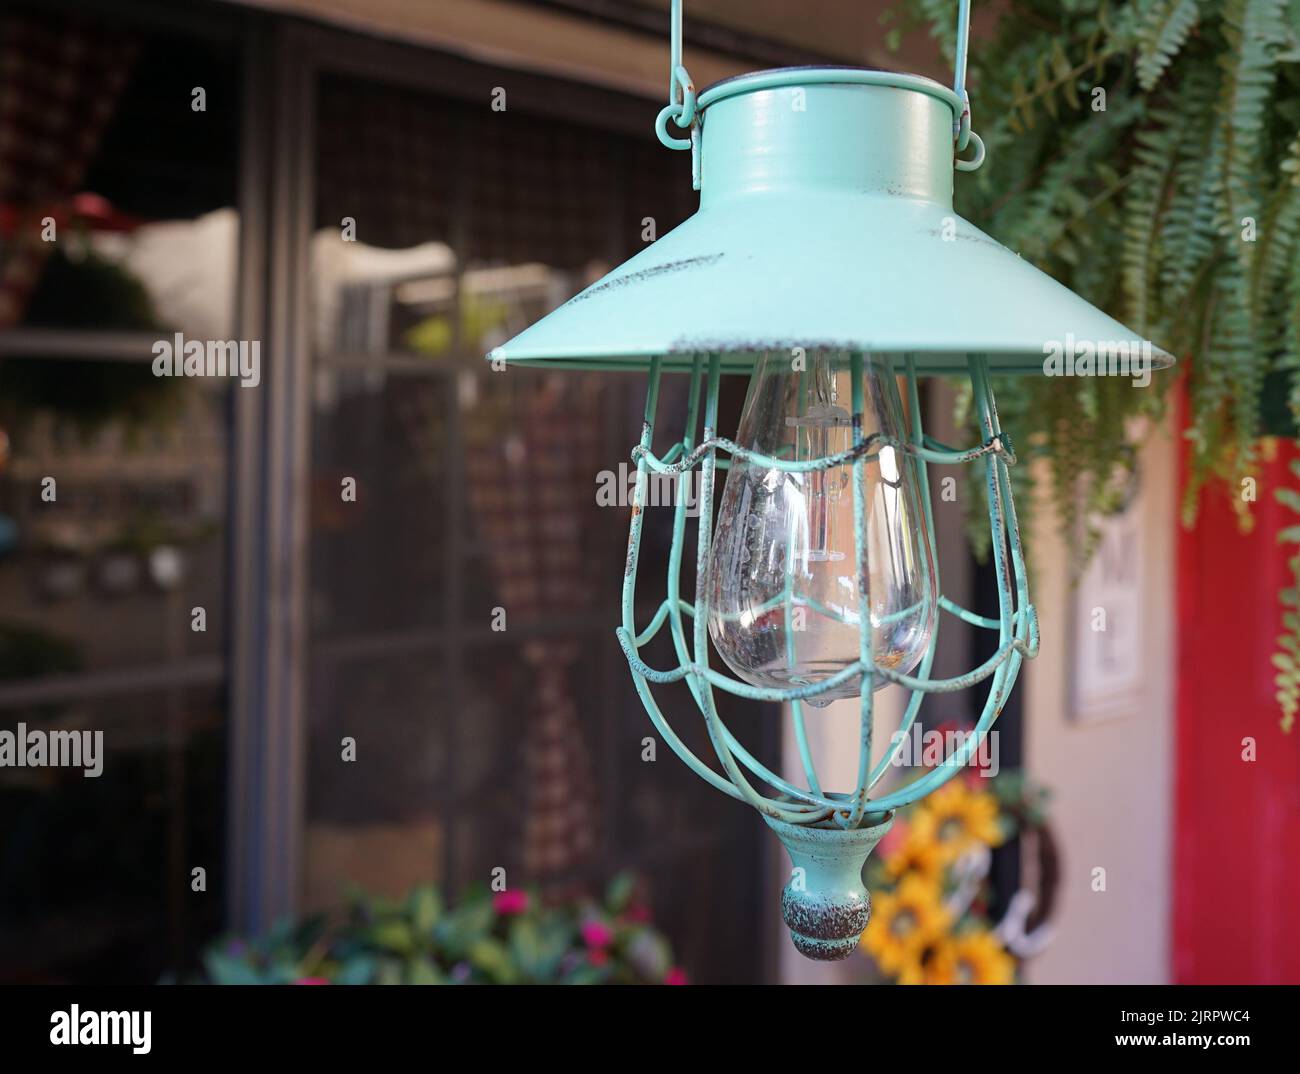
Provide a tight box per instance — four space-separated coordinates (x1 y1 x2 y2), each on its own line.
664 967 689 986
581 921 614 949
293 977 329 985
492 890 530 916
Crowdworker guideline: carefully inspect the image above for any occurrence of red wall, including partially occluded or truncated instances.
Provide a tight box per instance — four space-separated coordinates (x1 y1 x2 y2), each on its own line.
1174 387 1300 983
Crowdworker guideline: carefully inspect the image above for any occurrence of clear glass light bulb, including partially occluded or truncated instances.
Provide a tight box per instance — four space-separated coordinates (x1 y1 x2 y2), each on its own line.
707 350 938 706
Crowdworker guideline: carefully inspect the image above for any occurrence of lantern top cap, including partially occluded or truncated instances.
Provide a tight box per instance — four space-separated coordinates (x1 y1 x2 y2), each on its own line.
486 68 1175 377
697 65 964 119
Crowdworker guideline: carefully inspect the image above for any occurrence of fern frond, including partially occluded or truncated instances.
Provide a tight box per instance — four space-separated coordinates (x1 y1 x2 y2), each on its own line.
1160 63 1224 316
1217 0 1289 272
1276 458 1300 731
1124 103 1182 331
1137 0 1203 90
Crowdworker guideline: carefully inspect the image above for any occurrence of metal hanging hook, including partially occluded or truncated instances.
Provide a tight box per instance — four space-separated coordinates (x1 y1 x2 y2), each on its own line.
669 0 684 106
656 0 696 152
655 1 981 173
954 0 973 148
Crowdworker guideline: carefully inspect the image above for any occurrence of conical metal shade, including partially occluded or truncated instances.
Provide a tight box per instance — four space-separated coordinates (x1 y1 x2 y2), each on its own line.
489 69 1173 377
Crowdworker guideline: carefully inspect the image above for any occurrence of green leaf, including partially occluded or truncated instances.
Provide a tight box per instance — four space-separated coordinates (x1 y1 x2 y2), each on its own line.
435 897 494 958
508 918 543 978
605 871 637 914
334 956 377 986
203 950 268 986
1137 0 1203 91
406 956 447 985
467 938 516 984
370 920 415 955
510 916 570 982
408 886 442 938
561 963 610 986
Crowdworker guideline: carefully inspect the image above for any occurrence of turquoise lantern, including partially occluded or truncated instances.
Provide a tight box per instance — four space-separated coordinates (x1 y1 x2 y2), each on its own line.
488 1 1172 960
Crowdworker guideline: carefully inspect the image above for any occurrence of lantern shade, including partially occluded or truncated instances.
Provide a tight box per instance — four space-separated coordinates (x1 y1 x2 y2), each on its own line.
487 69 1174 376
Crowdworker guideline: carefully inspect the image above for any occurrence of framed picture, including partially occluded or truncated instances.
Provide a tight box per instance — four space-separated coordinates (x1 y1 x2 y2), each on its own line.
1069 463 1145 723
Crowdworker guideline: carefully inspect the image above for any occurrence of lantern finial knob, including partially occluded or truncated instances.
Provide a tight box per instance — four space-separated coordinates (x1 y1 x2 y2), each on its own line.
765 811 895 961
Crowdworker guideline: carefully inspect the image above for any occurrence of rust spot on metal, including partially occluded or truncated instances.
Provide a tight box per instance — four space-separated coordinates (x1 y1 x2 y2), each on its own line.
781 879 872 941
564 254 724 304
624 503 643 577
780 885 871 960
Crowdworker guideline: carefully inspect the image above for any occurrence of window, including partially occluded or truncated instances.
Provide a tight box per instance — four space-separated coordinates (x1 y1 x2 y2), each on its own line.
0 5 240 982
0 1 785 985
302 68 778 982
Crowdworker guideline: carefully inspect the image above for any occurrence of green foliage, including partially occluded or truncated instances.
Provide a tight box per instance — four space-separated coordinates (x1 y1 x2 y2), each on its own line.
1275 456 1300 731
193 873 685 986
1137 0 1204 91
891 0 1300 724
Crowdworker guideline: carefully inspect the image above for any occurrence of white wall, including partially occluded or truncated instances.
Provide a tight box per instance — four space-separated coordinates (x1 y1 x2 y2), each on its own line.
1022 416 1177 984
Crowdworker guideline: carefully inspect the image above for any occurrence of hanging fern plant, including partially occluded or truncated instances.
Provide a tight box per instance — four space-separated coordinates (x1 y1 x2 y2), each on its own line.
888 0 1300 726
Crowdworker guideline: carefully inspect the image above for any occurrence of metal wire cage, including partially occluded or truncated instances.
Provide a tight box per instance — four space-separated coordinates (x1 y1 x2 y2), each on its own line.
618 350 1036 828
614 350 1036 958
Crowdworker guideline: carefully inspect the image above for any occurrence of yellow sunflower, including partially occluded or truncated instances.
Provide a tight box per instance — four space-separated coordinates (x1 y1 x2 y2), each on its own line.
912 781 1003 862
860 874 951 976
924 929 1017 985
882 823 947 884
